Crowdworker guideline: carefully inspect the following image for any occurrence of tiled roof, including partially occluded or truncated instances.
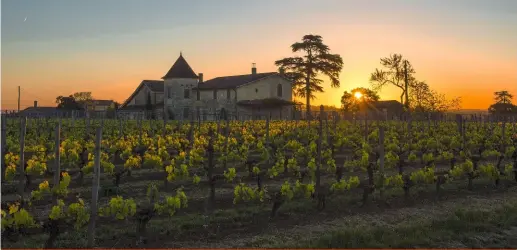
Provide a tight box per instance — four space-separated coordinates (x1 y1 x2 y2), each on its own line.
91 99 114 106
143 80 164 92
120 80 164 108
22 107 59 112
237 98 296 107
371 100 403 109
20 107 62 116
119 102 164 110
162 54 198 79
195 72 278 90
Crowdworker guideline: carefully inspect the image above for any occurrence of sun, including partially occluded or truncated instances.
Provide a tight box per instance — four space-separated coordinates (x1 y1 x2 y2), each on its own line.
354 92 363 99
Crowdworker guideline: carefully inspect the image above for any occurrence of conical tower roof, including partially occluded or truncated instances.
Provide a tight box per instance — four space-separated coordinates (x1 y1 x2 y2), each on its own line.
162 53 198 79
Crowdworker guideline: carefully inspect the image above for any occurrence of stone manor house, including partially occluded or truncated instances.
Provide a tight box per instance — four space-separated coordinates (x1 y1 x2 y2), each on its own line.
118 53 296 120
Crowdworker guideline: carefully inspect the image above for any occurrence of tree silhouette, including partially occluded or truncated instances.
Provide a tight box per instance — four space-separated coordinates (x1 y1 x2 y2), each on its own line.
341 87 380 113
494 90 513 104
56 92 93 110
488 103 515 115
409 81 431 111
72 92 93 102
370 54 415 107
55 95 83 110
340 91 356 113
489 90 515 115
409 81 461 113
275 34 343 118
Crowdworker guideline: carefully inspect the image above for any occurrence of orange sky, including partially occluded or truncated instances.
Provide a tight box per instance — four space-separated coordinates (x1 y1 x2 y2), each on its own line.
2 0 516 111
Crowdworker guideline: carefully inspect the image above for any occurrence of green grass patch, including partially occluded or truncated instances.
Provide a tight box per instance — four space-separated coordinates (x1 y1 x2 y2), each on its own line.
276 201 517 248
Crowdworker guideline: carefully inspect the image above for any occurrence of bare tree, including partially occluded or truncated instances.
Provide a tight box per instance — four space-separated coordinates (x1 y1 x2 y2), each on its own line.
410 81 461 113
370 54 415 107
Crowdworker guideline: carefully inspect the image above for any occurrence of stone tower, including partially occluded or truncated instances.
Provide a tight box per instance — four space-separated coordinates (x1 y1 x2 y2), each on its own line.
162 53 198 120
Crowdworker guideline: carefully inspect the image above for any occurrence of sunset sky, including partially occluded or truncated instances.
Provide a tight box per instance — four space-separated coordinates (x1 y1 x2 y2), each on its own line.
2 0 516 111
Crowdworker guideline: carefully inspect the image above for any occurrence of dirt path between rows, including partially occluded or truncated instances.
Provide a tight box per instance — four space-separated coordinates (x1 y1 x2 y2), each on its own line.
168 186 517 248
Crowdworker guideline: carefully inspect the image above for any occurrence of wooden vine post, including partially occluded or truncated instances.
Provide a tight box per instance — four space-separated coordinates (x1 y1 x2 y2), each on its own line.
162 118 167 137
265 114 270 143
502 118 506 152
378 125 386 202
187 110 196 158
119 119 123 137
222 109 230 170
497 117 507 187
1 115 6 184
315 106 323 208
456 114 464 149
265 114 271 166
44 122 63 248
196 107 201 129
216 110 222 134
71 110 75 127
206 128 216 212
427 113 431 132
87 127 103 248
52 123 61 205
462 116 466 148
18 117 27 201
364 105 368 141
86 116 90 139
407 113 412 147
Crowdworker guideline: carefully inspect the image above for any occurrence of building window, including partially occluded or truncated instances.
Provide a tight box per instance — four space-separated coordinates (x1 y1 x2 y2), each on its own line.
255 88 258 93
184 89 190 99
227 89 231 99
196 90 200 100
183 107 190 119
277 84 282 97
213 90 217 99
167 87 173 98
167 107 174 120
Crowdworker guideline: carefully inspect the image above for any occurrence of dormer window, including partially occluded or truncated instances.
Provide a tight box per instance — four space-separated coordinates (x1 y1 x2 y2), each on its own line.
184 89 190 99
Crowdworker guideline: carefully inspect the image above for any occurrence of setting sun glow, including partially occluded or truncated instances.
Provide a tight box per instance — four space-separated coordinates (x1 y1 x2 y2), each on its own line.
1 0 516 111
354 92 363 100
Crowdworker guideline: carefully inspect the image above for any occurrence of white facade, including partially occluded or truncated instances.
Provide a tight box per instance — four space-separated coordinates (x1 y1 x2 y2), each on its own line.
236 75 292 102
191 75 294 120
121 53 294 120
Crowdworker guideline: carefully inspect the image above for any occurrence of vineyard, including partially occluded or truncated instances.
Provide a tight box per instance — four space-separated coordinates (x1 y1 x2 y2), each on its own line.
1 112 517 248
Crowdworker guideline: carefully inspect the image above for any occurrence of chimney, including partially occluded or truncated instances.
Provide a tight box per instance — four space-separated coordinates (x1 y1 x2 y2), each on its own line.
251 63 257 75
198 73 203 83
34 100 38 108
279 67 285 74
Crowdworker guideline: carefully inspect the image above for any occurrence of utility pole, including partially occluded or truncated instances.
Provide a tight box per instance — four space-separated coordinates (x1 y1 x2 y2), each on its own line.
17 86 21 113
403 61 409 111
